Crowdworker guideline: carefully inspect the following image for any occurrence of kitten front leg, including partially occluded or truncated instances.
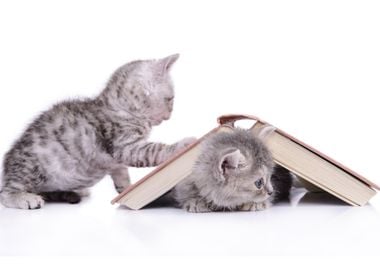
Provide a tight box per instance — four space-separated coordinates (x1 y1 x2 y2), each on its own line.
125 137 197 168
110 165 131 193
182 199 212 213
238 200 272 211
155 137 197 163
0 189 45 210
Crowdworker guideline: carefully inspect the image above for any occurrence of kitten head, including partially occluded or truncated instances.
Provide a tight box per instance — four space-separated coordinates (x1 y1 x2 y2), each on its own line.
103 54 179 125
193 128 275 208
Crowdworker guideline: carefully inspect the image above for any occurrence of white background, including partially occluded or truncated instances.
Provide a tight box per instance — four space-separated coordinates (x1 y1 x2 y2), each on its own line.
0 0 380 257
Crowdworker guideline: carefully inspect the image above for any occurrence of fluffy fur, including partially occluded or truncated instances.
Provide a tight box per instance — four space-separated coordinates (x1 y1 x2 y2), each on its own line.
0 54 195 209
166 128 293 213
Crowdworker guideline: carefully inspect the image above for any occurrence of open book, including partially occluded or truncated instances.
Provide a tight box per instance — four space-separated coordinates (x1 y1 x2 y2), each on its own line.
112 114 379 209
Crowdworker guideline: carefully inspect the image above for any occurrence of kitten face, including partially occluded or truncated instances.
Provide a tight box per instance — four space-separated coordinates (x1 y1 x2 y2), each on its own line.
173 128 292 212
106 54 179 125
221 151 274 204
209 148 274 207
191 129 275 209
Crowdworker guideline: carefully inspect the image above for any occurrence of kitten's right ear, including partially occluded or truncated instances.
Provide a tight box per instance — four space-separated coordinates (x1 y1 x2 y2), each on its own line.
219 149 244 178
156 54 180 76
162 54 179 71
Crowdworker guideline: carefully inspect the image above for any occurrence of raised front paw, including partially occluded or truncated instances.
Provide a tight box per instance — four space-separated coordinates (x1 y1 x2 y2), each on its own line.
174 137 197 153
238 200 272 211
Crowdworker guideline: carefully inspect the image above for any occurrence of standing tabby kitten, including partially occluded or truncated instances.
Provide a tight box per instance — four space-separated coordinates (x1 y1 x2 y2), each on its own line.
0 54 195 209
167 127 293 213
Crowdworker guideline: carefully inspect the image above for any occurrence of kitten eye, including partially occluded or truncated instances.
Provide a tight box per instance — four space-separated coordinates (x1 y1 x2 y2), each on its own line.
237 163 246 169
165 97 174 103
255 178 264 189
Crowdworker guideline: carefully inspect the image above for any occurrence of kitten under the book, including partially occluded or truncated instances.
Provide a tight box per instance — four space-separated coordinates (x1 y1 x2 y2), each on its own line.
162 127 293 213
0 54 195 209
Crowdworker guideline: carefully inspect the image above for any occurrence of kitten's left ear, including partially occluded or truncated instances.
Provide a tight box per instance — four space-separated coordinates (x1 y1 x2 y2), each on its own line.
253 124 276 141
157 54 180 75
219 149 245 177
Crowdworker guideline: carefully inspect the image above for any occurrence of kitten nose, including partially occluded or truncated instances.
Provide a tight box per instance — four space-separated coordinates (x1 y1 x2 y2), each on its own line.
267 191 273 196
163 112 171 120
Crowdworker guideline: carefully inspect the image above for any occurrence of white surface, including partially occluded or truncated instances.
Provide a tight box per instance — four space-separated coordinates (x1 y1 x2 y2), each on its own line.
1 0 380 256
1 178 380 256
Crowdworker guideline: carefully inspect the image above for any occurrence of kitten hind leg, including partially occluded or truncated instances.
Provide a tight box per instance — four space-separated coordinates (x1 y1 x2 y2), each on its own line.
110 165 131 193
74 188 90 198
40 191 82 204
0 189 45 210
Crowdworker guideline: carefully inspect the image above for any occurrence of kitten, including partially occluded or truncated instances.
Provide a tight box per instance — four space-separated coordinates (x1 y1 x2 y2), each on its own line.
167 127 293 213
0 54 195 209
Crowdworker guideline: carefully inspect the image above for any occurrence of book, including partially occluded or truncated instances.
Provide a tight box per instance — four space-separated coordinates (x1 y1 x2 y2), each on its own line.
111 114 379 209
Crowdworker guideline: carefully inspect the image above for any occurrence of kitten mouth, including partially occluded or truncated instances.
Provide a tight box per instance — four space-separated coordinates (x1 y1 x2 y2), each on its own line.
150 118 164 125
253 195 270 203
150 115 170 125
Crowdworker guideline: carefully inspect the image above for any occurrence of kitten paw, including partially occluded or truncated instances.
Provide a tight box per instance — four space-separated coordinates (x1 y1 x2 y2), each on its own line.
174 137 197 153
114 184 128 193
0 192 45 210
239 201 272 211
254 201 272 211
111 166 131 193
25 195 45 209
183 200 211 213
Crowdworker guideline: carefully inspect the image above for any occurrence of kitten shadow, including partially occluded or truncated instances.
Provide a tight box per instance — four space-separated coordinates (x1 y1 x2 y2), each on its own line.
143 193 176 209
296 191 348 206
118 189 350 211
115 191 176 211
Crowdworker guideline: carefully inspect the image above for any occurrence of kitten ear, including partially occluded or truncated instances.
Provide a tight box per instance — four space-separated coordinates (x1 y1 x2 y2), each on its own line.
253 124 276 141
157 54 180 75
219 149 245 176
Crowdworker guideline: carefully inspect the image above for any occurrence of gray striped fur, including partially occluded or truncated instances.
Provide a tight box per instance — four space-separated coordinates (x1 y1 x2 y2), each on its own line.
166 128 293 213
0 54 195 209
